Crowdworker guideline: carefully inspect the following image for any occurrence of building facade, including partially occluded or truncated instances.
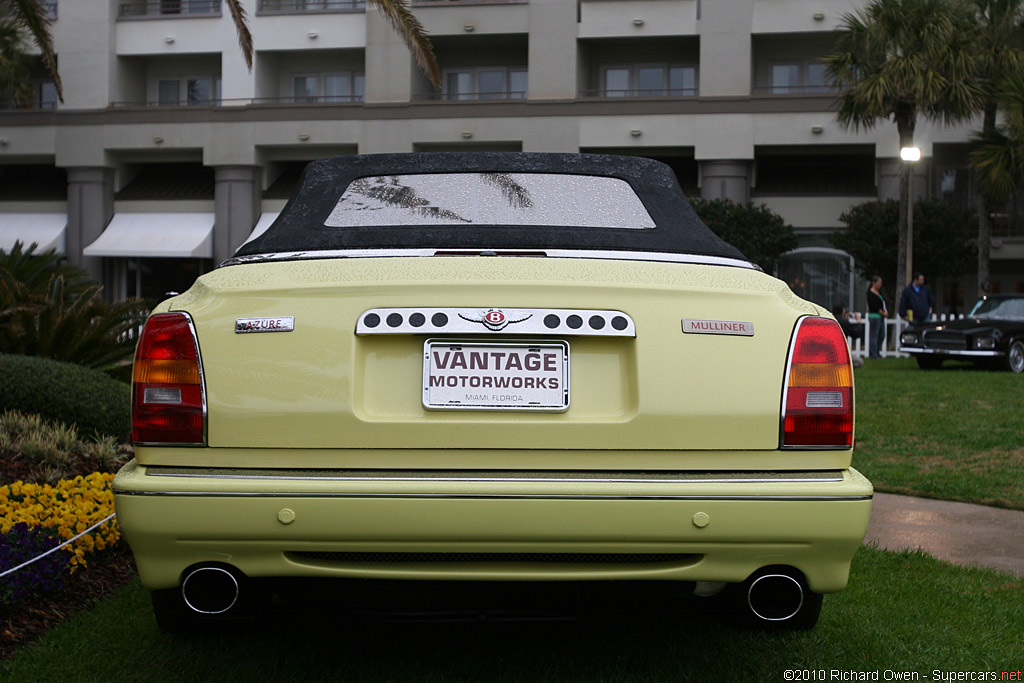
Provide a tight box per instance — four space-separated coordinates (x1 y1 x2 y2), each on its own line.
1 0 1022 311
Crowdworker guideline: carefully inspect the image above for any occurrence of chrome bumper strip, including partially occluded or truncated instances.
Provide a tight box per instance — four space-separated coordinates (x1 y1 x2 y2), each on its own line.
114 490 872 502
142 468 845 485
898 347 1002 357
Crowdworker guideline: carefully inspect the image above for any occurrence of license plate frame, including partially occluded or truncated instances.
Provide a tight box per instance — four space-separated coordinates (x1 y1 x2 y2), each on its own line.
422 339 570 412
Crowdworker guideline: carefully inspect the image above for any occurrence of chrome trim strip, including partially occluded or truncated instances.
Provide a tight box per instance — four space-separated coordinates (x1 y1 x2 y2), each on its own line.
220 248 757 270
358 308 636 337
114 490 873 502
142 468 845 484
898 347 1002 357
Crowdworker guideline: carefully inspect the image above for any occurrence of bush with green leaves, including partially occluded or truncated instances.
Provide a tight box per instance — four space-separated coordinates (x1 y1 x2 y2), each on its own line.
0 241 151 373
0 354 130 442
690 198 798 273
830 200 975 281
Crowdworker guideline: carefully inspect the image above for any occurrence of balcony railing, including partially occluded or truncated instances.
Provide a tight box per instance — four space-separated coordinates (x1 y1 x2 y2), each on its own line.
411 0 526 5
257 0 365 14
108 96 367 108
118 0 222 19
414 91 527 101
252 95 365 104
751 85 831 96
579 88 698 98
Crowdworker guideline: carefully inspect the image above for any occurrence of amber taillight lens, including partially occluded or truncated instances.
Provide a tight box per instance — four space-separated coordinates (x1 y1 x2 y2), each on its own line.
782 316 854 448
132 312 205 445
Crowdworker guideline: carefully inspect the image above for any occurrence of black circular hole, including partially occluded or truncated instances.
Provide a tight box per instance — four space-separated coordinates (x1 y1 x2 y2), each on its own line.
611 316 628 331
386 313 403 328
544 314 560 329
566 315 583 329
409 313 426 327
431 312 449 327
363 313 380 328
589 315 606 330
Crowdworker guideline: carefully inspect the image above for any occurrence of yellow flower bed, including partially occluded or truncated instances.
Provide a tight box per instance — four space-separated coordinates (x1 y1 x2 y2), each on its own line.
0 472 120 571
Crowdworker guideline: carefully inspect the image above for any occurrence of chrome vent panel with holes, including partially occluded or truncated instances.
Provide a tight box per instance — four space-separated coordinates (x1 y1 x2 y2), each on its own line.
356 308 636 337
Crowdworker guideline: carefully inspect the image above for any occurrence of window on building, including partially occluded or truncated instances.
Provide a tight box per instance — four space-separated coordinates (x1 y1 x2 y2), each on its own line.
442 67 527 100
159 0 219 14
769 61 829 94
291 72 365 103
599 65 697 97
156 77 222 106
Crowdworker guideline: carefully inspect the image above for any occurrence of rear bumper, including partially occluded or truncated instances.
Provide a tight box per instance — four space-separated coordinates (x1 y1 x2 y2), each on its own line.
113 461 873 594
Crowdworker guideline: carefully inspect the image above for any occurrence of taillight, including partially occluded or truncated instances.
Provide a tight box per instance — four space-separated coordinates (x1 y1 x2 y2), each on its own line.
781 316 854 448
132 312 206 445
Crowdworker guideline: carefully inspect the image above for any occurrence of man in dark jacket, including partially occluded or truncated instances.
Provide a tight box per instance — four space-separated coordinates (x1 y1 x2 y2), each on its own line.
898 273 936 324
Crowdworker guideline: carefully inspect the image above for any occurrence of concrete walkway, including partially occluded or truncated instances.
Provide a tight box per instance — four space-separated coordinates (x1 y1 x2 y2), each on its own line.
865 492 1024 577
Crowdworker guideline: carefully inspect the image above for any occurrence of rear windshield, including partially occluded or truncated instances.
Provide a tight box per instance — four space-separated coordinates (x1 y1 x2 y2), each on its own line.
325 173 656 230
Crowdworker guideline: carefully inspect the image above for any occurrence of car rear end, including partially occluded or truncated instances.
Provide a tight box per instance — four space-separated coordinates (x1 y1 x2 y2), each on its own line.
112 154 872 631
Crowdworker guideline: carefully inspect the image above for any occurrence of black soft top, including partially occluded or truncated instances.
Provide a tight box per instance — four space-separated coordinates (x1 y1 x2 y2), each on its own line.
233 152 747 262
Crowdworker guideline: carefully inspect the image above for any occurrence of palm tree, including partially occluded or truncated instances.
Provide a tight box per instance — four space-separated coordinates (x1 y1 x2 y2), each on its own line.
970 68 1024 225
967 0 1024 298
0 0 60 101
4 0 439 104
825 0 982 300
0 19 31 106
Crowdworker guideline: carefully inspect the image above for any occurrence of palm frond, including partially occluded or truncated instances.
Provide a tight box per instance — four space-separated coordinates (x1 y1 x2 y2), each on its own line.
369 0 440 89
223 0 253 71
5 0 61 102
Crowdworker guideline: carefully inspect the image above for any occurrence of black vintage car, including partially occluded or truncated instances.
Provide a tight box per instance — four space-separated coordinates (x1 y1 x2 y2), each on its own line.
899 294 1024 372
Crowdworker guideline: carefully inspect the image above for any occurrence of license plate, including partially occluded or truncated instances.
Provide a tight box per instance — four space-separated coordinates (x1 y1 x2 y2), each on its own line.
423 340 570 411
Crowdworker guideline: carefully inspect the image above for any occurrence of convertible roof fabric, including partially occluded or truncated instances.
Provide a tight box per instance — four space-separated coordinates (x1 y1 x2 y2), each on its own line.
233 153 747 263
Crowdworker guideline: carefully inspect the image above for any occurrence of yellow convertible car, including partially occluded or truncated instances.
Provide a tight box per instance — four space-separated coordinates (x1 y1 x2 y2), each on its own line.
113 153 871 631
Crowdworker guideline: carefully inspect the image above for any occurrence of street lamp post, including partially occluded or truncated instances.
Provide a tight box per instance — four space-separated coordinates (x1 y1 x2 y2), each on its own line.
900 145 921 287
897 146 921 353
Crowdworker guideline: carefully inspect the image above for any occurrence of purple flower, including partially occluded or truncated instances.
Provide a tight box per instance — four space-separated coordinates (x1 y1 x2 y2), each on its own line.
1 523 70 605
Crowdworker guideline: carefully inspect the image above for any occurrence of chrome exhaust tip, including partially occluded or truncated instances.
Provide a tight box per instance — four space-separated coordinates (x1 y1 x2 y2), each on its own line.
746 572 805 622
181 566 240 615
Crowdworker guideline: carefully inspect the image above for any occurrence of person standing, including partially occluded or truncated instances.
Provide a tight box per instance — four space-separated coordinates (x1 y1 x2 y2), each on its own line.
866 276 888 359
898 273 936 325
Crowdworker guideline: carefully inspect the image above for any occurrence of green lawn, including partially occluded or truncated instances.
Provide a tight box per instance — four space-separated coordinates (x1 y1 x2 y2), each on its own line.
2 546 1021 682
853 357 1024 510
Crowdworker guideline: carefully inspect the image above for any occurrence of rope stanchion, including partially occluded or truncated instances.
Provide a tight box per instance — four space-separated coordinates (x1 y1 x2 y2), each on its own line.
0 513 117 579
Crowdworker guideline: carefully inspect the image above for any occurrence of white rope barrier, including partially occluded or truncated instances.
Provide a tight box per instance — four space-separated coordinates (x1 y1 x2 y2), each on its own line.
0 512 117 580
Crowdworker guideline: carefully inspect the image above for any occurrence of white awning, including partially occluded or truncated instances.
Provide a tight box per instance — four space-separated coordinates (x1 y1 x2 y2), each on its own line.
0 214 67 254
238 212 279 250
83 213 214 258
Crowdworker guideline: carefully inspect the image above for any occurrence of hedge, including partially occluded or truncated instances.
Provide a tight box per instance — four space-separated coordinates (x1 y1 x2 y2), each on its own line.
0 354 130 442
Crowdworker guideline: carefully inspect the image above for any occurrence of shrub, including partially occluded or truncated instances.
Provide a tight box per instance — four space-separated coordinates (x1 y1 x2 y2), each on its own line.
0 354 130 441
1 241 152 373
690 198 799 273
830 199 976 281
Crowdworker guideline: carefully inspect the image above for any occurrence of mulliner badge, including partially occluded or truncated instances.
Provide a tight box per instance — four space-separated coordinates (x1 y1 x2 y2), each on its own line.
682 319 754 336
235 317 295 333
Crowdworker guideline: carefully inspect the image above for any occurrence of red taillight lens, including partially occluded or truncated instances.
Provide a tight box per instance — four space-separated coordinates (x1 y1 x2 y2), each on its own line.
782 317 854 448
132 312 205 445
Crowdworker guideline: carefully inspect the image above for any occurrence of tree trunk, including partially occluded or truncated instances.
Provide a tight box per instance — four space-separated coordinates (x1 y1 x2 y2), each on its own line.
977 104 998 299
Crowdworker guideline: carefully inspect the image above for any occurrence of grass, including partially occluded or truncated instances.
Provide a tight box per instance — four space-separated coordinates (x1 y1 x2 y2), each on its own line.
853 357 1024 510
1 546 1021 682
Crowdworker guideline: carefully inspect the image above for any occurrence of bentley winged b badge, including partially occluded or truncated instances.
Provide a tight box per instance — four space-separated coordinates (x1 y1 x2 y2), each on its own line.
458 308 533 331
